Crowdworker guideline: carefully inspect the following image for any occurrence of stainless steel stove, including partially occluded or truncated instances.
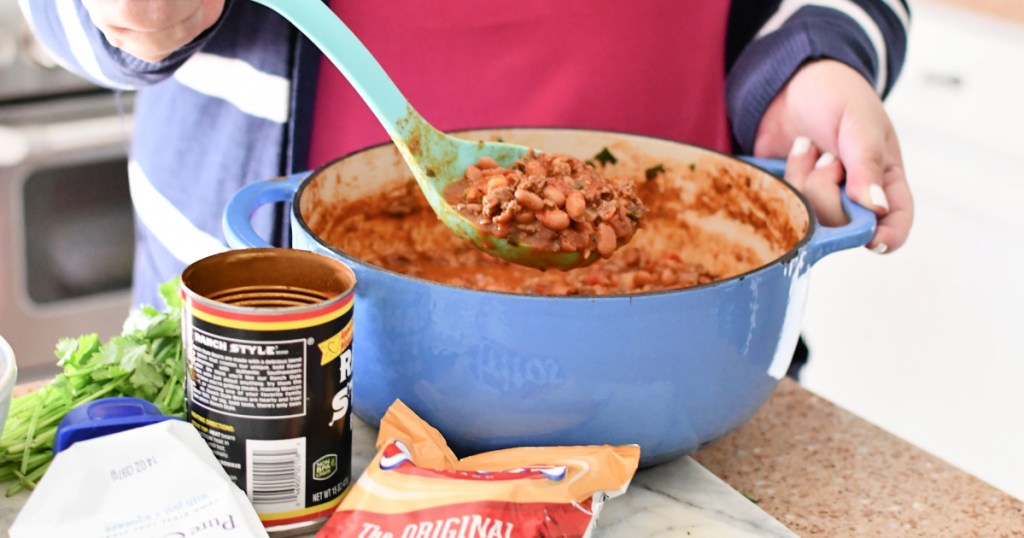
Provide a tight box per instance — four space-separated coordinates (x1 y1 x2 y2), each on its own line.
0 1 136 380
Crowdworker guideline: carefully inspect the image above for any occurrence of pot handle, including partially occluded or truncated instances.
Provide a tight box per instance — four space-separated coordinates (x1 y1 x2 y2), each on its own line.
740 157 877 266
222 172 310 249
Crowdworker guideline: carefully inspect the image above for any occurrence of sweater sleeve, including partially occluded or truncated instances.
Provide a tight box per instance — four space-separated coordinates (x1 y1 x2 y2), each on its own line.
17 0 236 89
725 0 911 153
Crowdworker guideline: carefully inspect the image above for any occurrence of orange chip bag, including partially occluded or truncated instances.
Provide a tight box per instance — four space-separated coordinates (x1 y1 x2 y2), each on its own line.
316 400 640 538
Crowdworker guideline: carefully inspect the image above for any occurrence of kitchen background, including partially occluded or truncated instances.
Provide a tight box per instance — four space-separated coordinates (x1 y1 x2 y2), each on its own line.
1 0 1021 502
0 0 134 380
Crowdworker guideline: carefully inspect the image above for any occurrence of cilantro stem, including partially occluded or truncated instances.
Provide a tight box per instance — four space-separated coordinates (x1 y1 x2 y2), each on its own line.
7 461 49 496
160 367 183 410
64 376 129 408
2 376 128 453
0 451 50 479
62 362 110 379
19 387 48 474
3 427 57 455
2 391 79 445
7 391 42 414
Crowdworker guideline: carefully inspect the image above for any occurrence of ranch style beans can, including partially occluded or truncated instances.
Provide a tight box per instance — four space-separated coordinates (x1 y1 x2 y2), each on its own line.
180 248 356 537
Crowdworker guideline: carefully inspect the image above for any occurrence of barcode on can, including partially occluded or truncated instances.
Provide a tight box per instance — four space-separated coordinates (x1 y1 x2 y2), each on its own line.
246 437 306 513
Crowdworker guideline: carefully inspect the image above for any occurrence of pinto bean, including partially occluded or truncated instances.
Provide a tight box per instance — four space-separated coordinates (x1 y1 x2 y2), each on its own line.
487 177 509 190
634 270 655 287
525 160 546 177
465 165 483 182
465 186 483 203
659 268 678 286
477 156 500 169
565 191 586 220
542 186 567 207
596 223 617 258
537 209 570 231
514 210 536 224
514 189 545 211
622 248 641 267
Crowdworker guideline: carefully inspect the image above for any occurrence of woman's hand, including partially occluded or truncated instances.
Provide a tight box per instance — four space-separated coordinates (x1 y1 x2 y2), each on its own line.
754 59 913 254
82 0 226 62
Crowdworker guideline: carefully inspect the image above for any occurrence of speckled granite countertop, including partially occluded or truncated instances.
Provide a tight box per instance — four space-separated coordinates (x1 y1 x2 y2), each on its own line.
693 379 1024 536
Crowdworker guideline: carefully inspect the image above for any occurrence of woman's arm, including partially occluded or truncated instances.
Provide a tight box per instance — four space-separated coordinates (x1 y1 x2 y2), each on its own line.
725 0 912 253
726 0 910 153
18 0 231 89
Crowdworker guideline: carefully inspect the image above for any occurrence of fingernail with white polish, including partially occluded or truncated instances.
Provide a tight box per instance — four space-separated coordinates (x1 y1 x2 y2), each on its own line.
790 136 811 156
869 184 890 212
870 243 889 254
814 152 835 169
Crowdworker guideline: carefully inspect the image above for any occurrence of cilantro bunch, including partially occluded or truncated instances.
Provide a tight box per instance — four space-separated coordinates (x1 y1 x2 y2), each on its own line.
0 278 186 496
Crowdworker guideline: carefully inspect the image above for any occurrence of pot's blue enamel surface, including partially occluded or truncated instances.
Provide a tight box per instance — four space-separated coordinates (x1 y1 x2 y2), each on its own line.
224 130 874 466
297 232 810 465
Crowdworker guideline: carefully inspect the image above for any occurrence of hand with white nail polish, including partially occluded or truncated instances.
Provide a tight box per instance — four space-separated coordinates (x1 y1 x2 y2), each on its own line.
752 59 914 254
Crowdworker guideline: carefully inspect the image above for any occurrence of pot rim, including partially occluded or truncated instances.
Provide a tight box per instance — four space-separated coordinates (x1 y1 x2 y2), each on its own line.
294 126 816 299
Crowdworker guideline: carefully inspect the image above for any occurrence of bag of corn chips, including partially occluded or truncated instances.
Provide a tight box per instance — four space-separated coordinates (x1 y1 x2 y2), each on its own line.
317 400 640 538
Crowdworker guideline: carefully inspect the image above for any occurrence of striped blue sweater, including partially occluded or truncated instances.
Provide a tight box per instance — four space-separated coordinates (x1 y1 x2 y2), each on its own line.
19 0 909 308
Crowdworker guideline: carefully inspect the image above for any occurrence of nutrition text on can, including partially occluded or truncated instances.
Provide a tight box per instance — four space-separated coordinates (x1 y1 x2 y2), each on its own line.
180 248 356 536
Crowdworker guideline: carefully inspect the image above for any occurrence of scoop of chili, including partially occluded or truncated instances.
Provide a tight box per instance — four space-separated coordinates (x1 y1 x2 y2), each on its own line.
444 151 647 262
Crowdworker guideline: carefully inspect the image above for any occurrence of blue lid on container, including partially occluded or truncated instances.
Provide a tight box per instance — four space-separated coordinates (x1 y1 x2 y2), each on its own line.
54 397 181 454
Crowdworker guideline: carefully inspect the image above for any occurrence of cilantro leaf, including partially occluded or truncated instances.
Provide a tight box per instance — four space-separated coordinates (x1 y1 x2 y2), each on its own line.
144 315 179 340
53 338 79 364
645 164 665 181
158 276 182 310
56 334 100 368
129 362 166 399
593 147 618 166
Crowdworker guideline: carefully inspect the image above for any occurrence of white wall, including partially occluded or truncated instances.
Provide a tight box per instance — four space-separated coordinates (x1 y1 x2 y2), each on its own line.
800 1 1024 499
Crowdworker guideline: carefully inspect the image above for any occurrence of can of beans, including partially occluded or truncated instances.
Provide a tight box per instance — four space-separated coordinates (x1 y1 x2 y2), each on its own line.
180 248 356 536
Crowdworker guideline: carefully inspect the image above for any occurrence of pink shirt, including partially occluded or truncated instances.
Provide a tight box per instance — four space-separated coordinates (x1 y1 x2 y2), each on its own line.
308 1 731 170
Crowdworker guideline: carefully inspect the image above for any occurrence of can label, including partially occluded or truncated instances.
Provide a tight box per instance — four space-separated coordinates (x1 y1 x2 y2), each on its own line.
181 249 356 534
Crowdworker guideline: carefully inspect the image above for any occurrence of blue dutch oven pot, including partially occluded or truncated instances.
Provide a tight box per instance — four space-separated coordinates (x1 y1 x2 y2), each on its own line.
224 128 874 467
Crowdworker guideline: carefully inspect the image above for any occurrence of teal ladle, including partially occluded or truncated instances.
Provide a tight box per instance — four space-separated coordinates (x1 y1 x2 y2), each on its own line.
251 0 597 270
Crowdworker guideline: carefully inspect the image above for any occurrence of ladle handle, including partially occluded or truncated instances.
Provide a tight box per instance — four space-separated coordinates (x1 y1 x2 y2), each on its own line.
250 0 415 141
